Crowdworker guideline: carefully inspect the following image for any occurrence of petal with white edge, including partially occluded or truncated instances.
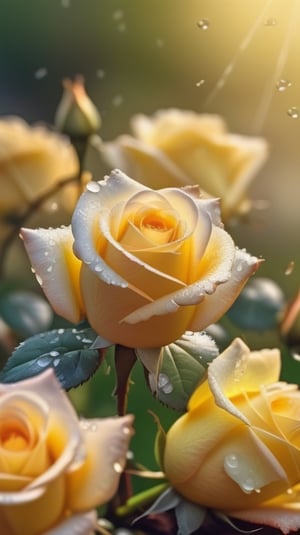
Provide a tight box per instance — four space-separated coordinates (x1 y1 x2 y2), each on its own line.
230 503 300 535
67 415 134 510
44 510 97 535
72 169 149 287
20 226 84 324
188 248 260 331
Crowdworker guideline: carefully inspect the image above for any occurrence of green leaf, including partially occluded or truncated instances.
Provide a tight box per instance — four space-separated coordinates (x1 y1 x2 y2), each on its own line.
0 290 53 338
0 325 109 389
227 277 286 331
154 332 219 411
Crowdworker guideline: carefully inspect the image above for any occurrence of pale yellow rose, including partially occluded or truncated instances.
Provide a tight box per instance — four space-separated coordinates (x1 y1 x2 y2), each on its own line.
0 369 134 535
164 338 300 534
0 117 79 218
21 170 259 349
102 109 268 220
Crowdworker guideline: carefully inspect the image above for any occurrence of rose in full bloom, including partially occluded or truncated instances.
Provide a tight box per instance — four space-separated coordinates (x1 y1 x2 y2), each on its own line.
163 338 300 534
101 109 268 220
0 369 134 535
21 170 259 349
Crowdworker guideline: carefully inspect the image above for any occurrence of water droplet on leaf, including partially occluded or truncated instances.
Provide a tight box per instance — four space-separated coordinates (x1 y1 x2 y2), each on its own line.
37 355 52 367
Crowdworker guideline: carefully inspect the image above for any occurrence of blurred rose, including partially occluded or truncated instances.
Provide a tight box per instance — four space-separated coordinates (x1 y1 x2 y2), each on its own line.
21 170 259 348
102 109 268 221
164 338 300 534
0 117 79 221
0 369 134 535
0 117 80 278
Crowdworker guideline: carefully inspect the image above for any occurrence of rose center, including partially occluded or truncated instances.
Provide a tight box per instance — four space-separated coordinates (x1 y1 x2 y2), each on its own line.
0 419 30 452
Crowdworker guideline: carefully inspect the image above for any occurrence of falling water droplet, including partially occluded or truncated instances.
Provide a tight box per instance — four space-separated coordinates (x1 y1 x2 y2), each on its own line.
276 79 291 92
287 107 299 119
96 68 106 79
34 67 48 80
197 18 210 30
86 181 100 193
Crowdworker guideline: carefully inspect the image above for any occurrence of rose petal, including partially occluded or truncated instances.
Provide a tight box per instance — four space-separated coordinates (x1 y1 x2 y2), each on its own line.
21 226 84 323
122 225 236 325
230 503 300 535
44 510 97 535
72 169 149 287
187 248 260 331
102 135 193 189
67 415 134 510
205 338 281 424
2 475 66 535
1 370 85 490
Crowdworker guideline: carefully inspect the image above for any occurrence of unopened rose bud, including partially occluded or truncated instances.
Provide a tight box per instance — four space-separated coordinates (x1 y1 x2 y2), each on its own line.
55 76 101 137
280 289 300 349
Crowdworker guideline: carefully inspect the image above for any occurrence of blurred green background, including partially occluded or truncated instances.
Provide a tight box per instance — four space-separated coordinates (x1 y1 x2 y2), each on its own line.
0 0 299 490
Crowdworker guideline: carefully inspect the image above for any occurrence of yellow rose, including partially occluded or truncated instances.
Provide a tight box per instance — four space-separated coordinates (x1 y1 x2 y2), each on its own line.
21 170 259 349
0 117 79 218
102 109 268 220
0 369 134 535
164 338 300 534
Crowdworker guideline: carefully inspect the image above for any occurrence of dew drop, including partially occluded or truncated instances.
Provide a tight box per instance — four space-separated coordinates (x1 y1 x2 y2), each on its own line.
287 107 299 119
276 79 291 92
113 461 124 473
94 264 102 273
241 477 256 493
82 338 93 344
49 351 59 357
44 251 49 257
196 79 205 87
113 9 124 20
46 265 53 273
236 263 243 272
156 38 165 47
157 373 169 388
58 328 65 334
53 358 60 367
35 274 43 286
34 67 48 80
96 68 106 79
112 95 124 107
224 453 239 469
264 17 277 26
197 18 210 30
162 383 173 394
37 355 52 367
86 181 100 193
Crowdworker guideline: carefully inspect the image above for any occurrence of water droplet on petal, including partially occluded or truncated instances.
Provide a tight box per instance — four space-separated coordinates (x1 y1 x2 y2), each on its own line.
241 477 256 493
224 453 239 469
264 17 277 26
86 181 100 193
236 263 243 272
37 355 52 368
35 274 43 286
113 461 124 473
287 107 299 119
197 18 210 30
94 264 102 273
46 265 53 273
276 79 291 92
196 79 205 87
